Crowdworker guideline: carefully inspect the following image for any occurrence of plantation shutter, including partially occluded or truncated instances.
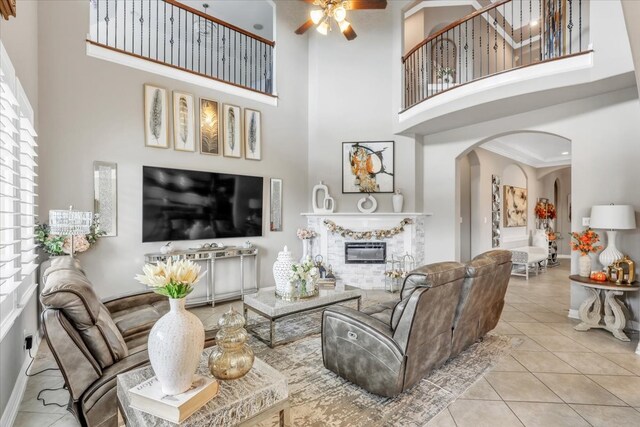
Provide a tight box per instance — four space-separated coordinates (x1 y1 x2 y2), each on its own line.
0 42 38 339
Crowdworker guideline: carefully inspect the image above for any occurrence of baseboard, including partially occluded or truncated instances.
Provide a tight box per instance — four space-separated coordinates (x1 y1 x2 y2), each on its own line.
0 335 39 427
568 309 580 320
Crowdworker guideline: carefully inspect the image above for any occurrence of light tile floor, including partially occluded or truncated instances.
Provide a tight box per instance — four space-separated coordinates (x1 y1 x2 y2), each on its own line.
14 260 640 426
428 259 640 427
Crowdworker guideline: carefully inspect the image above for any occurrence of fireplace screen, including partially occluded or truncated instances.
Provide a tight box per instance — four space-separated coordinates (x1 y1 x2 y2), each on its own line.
344 242 387 264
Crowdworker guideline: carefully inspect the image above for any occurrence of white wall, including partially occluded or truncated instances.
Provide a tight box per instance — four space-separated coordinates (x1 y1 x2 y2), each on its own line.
37 1 310 298
0 0 40 420
307 0 420 214
423 87 640 326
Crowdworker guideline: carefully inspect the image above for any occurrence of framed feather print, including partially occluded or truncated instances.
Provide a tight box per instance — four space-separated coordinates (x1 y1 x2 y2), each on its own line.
172 91 196 152
244 109 261 160
143 84 169 148
222 104 242 158
199 98 219 155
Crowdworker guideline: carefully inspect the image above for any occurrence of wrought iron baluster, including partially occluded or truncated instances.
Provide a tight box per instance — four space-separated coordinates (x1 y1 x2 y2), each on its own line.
479 17 482 78
170 6 174 65
139 0 144 57
503 4 506 71
132 0 135 54
568 0 573 53
472 17 475 78
511 2 514 67
178 7 181 67
197 17 201 73
494 13 498 74
579 0 582 51
529 0 532 65
539 0 542 60
558 0 562 56
148 0 151 57
465 21 468 83
486 12 489 75
105 0 109 46
191 13 194 71
204 17 207 75
520 0 523 65
458 26 461 83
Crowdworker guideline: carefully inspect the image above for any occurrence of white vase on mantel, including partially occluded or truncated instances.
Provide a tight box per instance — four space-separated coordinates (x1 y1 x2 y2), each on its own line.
357 194 378 214
148 298 204 395
392 190 404 213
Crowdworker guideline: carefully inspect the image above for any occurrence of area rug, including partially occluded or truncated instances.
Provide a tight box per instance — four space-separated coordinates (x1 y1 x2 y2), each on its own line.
244 293 522 427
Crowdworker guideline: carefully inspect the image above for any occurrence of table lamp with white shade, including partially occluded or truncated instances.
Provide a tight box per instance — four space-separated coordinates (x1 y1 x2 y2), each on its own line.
49 206 93 258
589 204 636 269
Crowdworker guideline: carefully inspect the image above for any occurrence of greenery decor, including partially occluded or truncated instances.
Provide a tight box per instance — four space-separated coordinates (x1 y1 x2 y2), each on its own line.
135 258 204 299
323 218 413 240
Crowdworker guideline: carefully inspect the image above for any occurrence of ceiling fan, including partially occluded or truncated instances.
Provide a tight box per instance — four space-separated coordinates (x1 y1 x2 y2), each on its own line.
295 0 388 41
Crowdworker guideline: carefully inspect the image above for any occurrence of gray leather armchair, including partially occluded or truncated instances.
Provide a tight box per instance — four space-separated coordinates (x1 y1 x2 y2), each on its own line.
321 251 512 397
322 262 467 397
40 257 215 427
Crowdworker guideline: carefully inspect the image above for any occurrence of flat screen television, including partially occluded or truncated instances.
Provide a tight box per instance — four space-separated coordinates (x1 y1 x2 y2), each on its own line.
142 166 264 242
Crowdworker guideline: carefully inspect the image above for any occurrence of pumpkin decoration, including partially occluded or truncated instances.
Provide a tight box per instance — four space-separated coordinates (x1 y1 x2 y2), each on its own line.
590 271 608 282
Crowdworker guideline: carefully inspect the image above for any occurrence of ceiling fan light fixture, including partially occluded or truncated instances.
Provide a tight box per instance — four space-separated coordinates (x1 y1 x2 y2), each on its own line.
333 6 347 23
317 19 330 35
339 19 351 33
310 9 325 25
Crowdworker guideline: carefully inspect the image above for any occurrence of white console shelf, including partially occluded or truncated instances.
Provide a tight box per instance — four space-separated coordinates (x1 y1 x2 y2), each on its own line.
144 246 258 307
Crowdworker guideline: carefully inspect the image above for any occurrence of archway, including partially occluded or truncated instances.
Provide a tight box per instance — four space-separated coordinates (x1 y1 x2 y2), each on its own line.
456 130 572 260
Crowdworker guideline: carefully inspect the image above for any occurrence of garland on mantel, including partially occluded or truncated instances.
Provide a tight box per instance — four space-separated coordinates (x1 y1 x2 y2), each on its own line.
323 218 413 240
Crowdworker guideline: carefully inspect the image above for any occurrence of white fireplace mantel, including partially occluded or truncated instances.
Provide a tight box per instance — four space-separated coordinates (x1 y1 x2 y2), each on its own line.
301 212 433 217
302 212 430 290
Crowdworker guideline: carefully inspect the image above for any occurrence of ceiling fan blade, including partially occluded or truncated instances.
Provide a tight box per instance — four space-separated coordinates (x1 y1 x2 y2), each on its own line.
295 19 315 35
343 26 358 41
345 0 387 10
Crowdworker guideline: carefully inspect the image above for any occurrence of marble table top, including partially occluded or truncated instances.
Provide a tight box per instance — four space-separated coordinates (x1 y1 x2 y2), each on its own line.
243 284 362 318
117 355 288 426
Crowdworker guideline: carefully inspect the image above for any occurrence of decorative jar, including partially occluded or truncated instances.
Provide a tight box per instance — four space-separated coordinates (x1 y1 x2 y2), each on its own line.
148 298 205 395
392 189 404 213
208 308 254 380
578 254 591 278
273 246 295 299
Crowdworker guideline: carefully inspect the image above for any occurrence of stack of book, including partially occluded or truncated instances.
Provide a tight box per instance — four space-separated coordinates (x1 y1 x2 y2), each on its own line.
317 278 336 289
129 375 219 423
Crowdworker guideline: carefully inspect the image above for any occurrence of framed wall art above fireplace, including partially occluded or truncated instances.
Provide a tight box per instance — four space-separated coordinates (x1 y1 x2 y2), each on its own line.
342 141 394 193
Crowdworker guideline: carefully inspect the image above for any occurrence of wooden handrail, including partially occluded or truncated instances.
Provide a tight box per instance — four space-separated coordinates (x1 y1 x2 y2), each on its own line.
403 0 511 62
166 0 275 47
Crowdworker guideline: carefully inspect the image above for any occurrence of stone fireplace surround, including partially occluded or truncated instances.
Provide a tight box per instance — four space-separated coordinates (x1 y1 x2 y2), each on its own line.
302 213 430 289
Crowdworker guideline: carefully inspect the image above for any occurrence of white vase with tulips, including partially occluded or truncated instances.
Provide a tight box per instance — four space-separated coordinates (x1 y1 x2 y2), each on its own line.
135 258 205 395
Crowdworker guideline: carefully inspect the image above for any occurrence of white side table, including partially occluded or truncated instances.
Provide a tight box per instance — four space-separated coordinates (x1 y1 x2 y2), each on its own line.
570 275 639 342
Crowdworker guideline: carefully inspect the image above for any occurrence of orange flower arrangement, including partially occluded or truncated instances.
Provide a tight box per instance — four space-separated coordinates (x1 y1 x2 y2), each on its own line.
570 228 602 256
535 201 557 220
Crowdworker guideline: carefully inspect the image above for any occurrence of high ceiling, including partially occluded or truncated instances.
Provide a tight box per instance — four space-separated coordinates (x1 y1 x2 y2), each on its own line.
178 1 274 40
482 132 571 167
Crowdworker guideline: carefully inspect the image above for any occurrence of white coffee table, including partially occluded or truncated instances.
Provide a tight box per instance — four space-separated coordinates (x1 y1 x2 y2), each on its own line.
117 356 289 426
243 284 362 348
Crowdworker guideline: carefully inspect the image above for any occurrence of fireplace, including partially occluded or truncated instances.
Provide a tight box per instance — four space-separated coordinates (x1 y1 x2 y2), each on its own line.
344 242 387 264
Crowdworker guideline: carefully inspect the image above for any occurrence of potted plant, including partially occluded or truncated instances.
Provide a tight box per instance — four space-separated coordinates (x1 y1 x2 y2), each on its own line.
436 66 455 84
135 258 205 395
289 256 319 298
570 228 603 277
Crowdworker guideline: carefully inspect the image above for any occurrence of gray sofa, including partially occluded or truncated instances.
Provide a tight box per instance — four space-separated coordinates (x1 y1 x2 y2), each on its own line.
321 250 512 397
40 256 215 427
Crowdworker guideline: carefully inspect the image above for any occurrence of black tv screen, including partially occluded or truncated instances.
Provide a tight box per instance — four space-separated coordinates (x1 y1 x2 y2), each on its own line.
142 166 264 242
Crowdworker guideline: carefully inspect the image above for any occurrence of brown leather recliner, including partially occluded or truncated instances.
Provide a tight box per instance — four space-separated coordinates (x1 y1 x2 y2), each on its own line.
40 256 215 427
321 250 512 397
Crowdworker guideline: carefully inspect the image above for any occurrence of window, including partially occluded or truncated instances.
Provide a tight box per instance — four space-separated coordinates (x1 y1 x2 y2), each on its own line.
0 42 38 340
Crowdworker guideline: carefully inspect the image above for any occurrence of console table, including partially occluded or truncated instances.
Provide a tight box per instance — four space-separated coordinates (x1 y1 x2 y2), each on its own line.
570 275 639 342
145 247 258 307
